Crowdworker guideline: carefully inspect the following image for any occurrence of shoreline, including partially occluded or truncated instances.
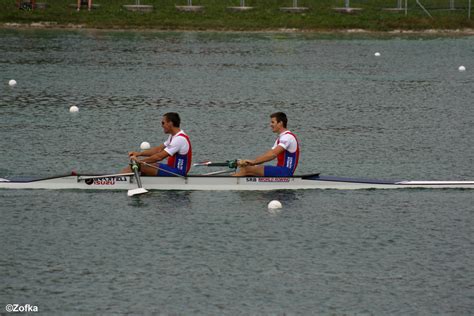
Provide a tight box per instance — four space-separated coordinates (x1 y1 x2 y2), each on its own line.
3 22 474 35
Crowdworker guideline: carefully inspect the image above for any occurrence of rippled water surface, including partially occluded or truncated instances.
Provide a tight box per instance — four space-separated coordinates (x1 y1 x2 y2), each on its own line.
1 29 473 314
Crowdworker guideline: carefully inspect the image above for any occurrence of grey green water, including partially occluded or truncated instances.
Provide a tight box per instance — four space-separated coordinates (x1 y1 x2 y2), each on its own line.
1 29 473 314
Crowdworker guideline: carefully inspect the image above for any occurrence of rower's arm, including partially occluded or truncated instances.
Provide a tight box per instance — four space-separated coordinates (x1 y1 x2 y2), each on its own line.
141 150 170 164
250 145 285 165
132 144 165 157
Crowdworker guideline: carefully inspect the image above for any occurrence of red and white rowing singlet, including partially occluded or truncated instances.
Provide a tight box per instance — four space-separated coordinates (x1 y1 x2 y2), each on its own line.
272 130 299 174
163 130 192 175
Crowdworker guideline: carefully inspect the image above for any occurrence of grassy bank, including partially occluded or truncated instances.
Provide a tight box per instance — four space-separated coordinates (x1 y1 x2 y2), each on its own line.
1 0 473 31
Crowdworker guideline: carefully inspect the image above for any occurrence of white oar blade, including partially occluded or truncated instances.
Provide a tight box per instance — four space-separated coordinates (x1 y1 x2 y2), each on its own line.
127 188 149 197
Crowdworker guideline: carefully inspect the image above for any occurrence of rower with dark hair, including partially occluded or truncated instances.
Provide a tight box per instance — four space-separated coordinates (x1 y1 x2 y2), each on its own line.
234 112 299 177
122 112 192 177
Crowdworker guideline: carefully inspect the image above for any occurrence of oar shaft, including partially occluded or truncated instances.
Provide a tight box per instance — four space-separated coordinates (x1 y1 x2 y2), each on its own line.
202 169 234 176
141 161 185 178
78 172 134 180
131 161 143 188
194 160 238 169
205 162 230 167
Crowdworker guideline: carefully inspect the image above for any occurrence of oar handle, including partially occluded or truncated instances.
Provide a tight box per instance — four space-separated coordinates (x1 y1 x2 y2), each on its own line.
196 160 238 169
228 160 238 169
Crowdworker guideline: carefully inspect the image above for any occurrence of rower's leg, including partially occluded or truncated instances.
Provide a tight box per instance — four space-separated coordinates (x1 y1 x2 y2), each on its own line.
121 165 132 173
233 165 264 177
121 164 156 176
138 164 159 176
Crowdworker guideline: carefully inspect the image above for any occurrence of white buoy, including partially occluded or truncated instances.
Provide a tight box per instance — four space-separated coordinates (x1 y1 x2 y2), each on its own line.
374 52 381 57
8 79 17 87
140 141 151 150
268 200 282 209
458 65 466 72
69 105 79 113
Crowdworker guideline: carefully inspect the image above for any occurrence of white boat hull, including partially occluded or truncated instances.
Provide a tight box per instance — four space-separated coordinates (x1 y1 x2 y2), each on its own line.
0 174 473 191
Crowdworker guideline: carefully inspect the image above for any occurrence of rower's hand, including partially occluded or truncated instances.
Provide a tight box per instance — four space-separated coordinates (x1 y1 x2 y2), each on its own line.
129 155 140 163
128 151 140 158
237 159 254 167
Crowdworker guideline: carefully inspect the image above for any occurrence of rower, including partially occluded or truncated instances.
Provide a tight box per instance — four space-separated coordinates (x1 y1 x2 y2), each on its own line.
234 112 299 177
77 0 92 11
121 112 192 177
17 0 36 10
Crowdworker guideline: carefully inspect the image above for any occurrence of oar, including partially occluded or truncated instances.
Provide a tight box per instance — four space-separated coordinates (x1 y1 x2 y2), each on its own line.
193 160 238 169
127 160 149 197
202 169 235 176
142 161 232 176
78 172 133 181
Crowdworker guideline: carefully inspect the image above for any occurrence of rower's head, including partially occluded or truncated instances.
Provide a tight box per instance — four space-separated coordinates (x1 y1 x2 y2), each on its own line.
162 112 180 133
270 112 287 133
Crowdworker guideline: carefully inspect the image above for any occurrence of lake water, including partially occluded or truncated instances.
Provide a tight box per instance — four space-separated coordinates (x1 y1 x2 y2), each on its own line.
0 29 473 314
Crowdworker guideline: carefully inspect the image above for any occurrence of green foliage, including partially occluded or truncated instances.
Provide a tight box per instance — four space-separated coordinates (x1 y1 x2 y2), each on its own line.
0 0 472 30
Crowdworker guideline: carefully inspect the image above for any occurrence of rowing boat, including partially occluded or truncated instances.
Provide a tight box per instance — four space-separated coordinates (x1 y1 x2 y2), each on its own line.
0 173 473 191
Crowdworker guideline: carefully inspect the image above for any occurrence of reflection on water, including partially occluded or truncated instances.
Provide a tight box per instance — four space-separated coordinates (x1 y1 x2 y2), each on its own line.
238 190 302 208
128 190 194 209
